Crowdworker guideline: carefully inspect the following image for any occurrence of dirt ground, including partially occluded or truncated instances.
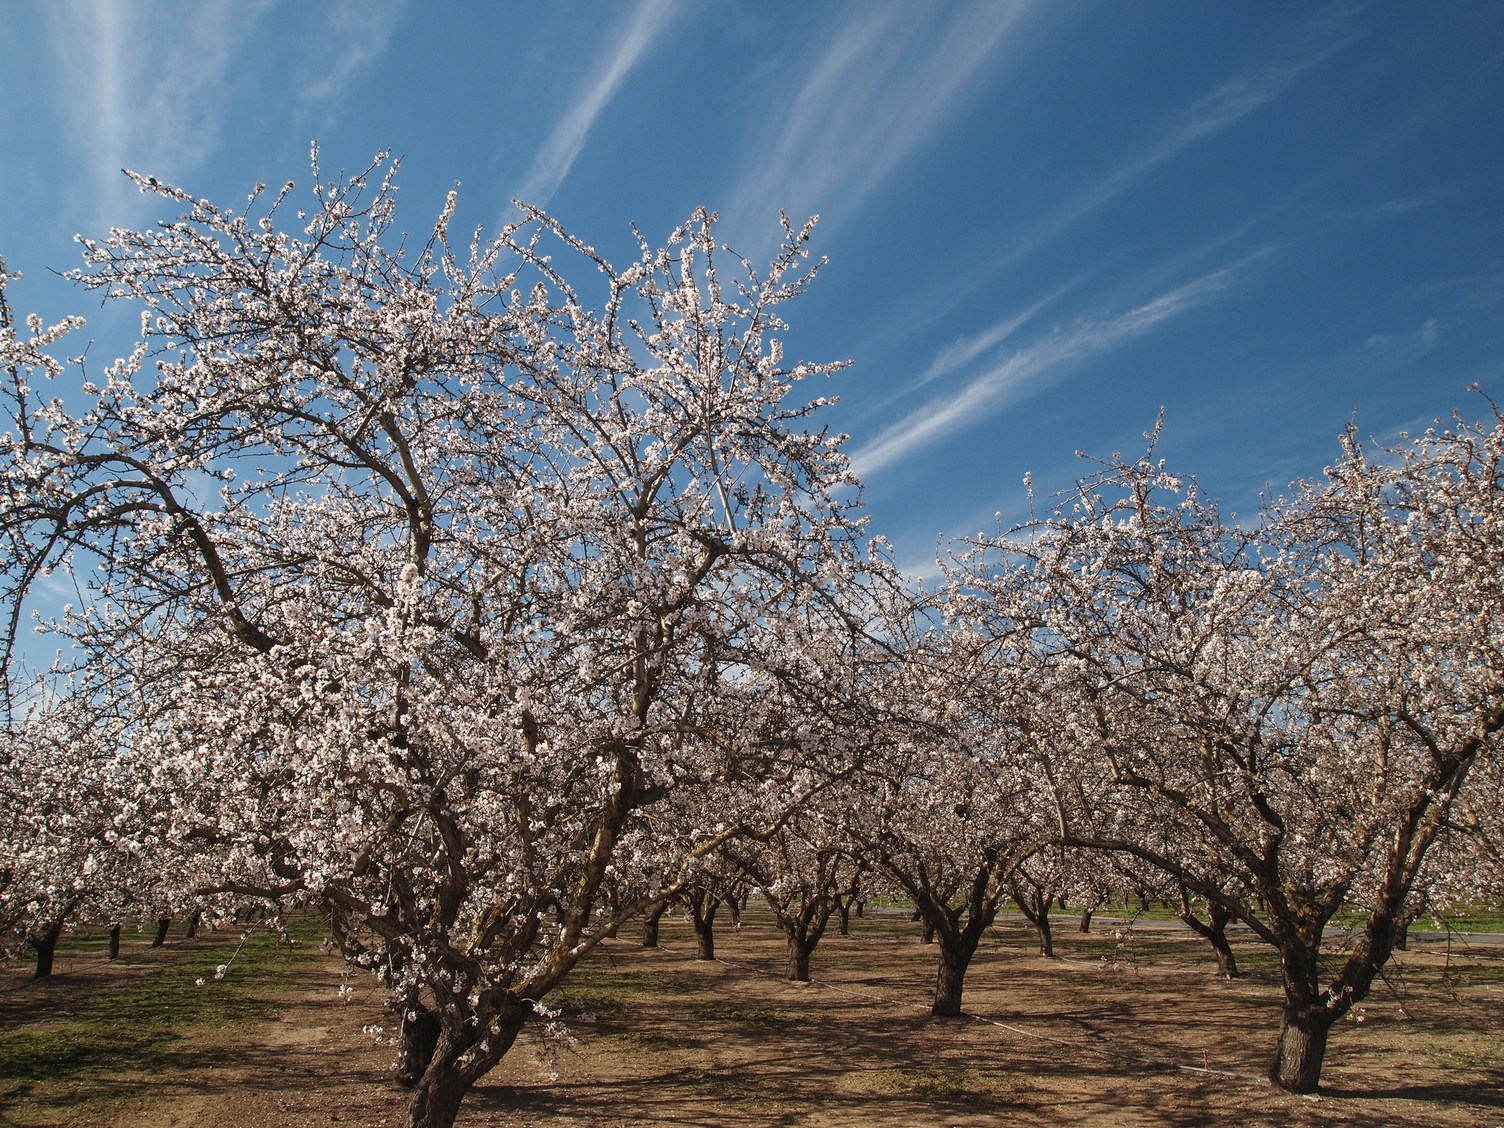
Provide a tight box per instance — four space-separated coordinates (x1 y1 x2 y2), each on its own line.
3 907 1501 1128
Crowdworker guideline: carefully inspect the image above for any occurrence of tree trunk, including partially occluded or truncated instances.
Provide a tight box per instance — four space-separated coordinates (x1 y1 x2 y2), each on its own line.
836 898 851 936
1394 894 1426 952
641 902 667 948
854 898 864 918
1014 886 1055 957
1078 905 1095 933
786 936 812 982
920 919 935 944
185 910 202 939
107 923 122 960
1211 935 1238 979
1271 1004 1335 1093
402 1004 527 1128
405 1058 471 1128
396 1000 441 1087
29 921 62 979
1178 891 1238 978
1033 912 1054 957
930 931 982 1018
692 899 718 960
151 916 171 947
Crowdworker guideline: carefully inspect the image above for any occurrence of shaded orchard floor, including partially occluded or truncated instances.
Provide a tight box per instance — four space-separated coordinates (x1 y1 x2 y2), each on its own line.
2 907 1500 1127
478 906 1504 1128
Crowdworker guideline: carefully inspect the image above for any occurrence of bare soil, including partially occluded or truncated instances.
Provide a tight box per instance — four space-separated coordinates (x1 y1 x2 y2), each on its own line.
3 908 1501 1127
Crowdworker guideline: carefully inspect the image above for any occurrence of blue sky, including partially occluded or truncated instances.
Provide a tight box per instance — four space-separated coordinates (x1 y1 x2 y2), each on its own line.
2 1 1501 574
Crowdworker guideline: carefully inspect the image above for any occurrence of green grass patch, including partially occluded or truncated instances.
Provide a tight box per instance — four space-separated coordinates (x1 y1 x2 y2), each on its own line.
0 917 326 1125
681 1065 789 1105
869 1066 1028 1103
692 1003 805 1030
1420 904 1504 933
606 1028 697 1051
558 986 630 1022
1421 1035 1500 1073
618 970 703 995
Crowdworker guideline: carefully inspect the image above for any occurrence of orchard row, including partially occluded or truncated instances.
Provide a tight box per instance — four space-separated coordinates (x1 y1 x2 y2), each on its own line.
1 157 1499 1128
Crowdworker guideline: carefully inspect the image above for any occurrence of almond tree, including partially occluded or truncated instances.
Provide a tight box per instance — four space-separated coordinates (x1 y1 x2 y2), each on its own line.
677 853 750 960
0 156 877 1128
724 798 863 982
955 414 1504 1092
848 629 1052 1016
0 690 169 976
0 702 94 976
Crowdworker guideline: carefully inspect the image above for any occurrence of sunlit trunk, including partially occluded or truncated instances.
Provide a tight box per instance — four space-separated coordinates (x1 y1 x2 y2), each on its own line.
1033 913 1054 957
1179 893 1238 979
930 930 982 1017
1014 887 1055 957
403 1005 527 1128
1078 903 1097 933
1271 1003 1335 1093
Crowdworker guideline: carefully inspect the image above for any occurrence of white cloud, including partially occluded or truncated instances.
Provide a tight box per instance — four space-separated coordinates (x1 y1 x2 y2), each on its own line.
43 0 276 226
913 280 1081 391
850 260 1254 479
1365 318 1446 359
514 0 676 208
41 0 406 229
725 2 1036 248
988 50 1332 280
301 0 407 107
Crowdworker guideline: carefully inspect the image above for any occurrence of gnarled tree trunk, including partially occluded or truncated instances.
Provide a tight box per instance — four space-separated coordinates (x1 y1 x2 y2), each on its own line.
640 901 667 948
403 1001 529 1128
689 896 719 960
785 934 816 982
1012 882 1056 957
1178 888 1238 978
930 927 984 1017
1271 1002 1336 1093
396 999 441 1087
28 920 63 979
1078 900 1100 933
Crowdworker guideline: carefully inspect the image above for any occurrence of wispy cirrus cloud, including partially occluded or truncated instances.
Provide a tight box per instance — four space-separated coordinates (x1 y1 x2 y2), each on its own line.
43 0 275 225
850 257 1263 479
989 48 1338 280
301 0 407 108
724 2 1037 244
42 0 406 229
913 280 1082 392
513 0 676 209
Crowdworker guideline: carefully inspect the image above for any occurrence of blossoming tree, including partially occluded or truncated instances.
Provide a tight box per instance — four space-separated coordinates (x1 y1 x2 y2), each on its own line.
953 414 1504 1092
0 155 878 1128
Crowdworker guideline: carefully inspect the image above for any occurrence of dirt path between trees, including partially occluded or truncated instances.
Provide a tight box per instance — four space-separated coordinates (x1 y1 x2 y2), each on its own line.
4 910 1501 1127
99 953 398 1128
